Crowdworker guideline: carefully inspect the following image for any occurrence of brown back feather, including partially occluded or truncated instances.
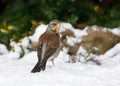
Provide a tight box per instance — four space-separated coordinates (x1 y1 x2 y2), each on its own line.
37 32 60 60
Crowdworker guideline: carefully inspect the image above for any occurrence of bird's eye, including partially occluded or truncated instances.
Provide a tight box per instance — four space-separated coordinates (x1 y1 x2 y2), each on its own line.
53 23 56 26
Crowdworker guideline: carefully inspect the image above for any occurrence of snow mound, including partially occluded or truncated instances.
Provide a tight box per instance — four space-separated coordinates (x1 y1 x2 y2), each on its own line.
29 24 47 42
0 44 9 55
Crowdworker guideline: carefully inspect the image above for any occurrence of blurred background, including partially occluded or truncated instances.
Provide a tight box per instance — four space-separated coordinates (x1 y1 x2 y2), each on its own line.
0 0 120 49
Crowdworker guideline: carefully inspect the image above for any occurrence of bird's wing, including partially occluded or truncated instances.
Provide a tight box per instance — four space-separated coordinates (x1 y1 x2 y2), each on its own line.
44 44 57 59
37 42 42 59
37 42 57 62
37 33 60 64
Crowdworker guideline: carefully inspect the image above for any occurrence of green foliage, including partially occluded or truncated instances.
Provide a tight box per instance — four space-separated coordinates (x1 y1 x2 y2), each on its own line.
87 2 120 28
19 45 25 59
0 0 120 49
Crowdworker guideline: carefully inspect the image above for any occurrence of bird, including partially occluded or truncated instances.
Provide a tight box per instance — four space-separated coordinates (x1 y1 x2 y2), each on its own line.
31 20 61 73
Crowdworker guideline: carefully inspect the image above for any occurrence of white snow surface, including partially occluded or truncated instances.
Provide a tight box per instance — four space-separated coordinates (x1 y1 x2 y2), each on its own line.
0 23 120 86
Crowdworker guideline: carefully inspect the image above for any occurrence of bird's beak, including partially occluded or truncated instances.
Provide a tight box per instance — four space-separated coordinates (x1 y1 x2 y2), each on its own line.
52 22 61 33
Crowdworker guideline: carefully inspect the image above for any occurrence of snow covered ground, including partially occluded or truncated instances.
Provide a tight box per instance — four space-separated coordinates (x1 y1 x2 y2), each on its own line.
0 23 120 86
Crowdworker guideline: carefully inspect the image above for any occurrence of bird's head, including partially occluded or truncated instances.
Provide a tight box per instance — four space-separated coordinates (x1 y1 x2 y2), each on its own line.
46 20 61 34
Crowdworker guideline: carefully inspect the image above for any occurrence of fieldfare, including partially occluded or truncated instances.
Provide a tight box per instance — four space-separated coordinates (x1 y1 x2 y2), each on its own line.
31 20 61 73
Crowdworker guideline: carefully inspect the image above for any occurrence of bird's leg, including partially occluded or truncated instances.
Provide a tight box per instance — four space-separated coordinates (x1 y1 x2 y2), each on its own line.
51 59 54 66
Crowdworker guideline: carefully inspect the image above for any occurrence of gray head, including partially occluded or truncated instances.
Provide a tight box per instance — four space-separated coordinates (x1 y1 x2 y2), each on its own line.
46 20 61 33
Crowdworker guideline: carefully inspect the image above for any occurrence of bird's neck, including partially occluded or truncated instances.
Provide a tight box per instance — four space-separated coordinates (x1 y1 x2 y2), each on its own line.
46 30 59 36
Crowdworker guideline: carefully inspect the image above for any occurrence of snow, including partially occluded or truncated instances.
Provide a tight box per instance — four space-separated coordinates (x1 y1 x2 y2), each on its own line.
0 23 120 86
29 24 47 42
104 43 120 57
67 36 77 46
21 37 31 48
0 44 9 55
59 22 74 32
110 28 120 36
1 52 120 86
10 42 21 54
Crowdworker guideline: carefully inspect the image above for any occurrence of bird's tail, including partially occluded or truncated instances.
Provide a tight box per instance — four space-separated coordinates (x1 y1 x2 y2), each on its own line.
31 62 40 73
31 61 47 73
